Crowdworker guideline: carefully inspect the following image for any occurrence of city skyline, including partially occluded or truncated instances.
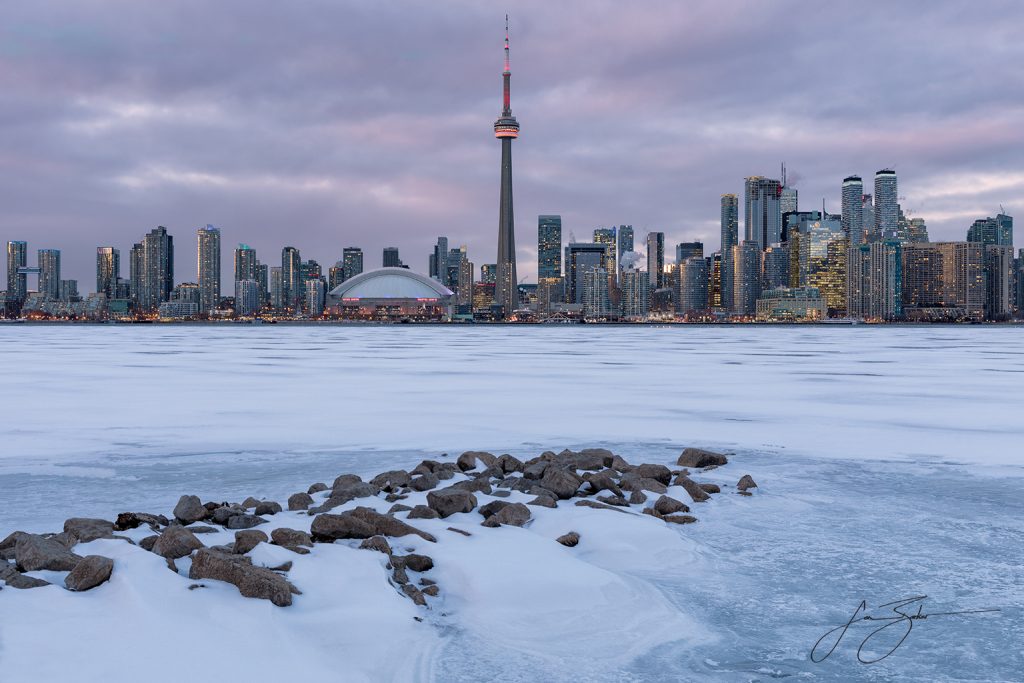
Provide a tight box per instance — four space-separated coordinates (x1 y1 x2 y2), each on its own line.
0 2 1021 287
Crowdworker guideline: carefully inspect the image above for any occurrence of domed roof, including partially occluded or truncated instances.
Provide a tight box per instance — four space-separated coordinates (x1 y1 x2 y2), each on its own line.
328 268 453 300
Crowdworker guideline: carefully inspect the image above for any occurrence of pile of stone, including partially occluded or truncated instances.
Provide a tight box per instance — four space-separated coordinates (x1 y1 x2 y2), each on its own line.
1 446 757 609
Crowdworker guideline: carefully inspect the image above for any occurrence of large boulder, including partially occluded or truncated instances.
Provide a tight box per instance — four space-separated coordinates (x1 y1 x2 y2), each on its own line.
409 473 440 492
556 532 580 547
63 518 115 543
494 454 524 474
307 482 329 495
332 474 364 489
399 554 434 572
271 528 313 548
346 507 436 542
481 503 531 528
632 464 672 485
675 475 711 503
1 562 50 589
14 534 82 572
619 474 668 494
64 555 114 591
226 514 268 530
287 492 314 511
173 495 208 524
583 470 623 497
189 548 298 607
254 501 283 516
359 535 393 555
610 455 634 472
676 448 728 469
572 448 614 471
407 505 440 520
310 514 376 541
151 525 204 559
663 514 698 525
370 470 412 490
456 451 497 472
654 495 690 515
451 478 492 495
426 488 478 518
698 483 721 494
737 474 758 492
538 468 583 500
234 530 268 555
113 512 168 531
211 506 246 525
522 460 550 480
478 500 511 519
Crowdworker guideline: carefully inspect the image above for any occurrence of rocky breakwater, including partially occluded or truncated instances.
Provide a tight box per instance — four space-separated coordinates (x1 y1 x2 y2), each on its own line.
0 447 758 609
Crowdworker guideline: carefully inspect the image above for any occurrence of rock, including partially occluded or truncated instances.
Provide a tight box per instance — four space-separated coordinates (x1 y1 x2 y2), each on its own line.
64 555 114 591
619 474 668 494
523 460 550 480
572 448 614 470
675 475 711 503
642 508 663 519
407 505 440 520
478 500 511 519
456 450 497 472
451 478 492 495
284 545 311 554
491 490 511 498
446 527 472 537
610 455 634 472
323 481 378 510
422 584 440 597
507 477 534 493
676 448 728 469
737 474 758 492
426 488 478 518
596 494 629 507
151 525 204 559
494 454 524 474
388 503 413 514
574 500 631 514
632 464 672 485
583 470 624 497
409 473 440 492
241 496 262 509
1 562 50 589
527 495 557 508
113 512 168 531
211 506 245 525
307 482 329 495
332 473 364 489
139 535 158 552
628 489 647 505
481 503 531 528
556 531 580 547
1 531 31 553
271 528 313 548
539 468 583 499
234 530 268 554
310 514 376 541
173 495 208 524
654 495 690 515
698 483 721 494
189 548 298 607
268 560 293 572
477 465 504 481
288 492 314 511
371 470 412 490
401 583 427 606
14 534 82 572
391 562 409 585
384 493 408 503
359 535 393 555
663 514 698 524
189 525 218 534
226 514 268 530
348 507 437 542
400 554 434 572
254 501 283 516
63 518 115 543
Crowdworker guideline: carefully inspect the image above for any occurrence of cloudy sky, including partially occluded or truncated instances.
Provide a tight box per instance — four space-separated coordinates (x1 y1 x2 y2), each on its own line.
2 0 1022 287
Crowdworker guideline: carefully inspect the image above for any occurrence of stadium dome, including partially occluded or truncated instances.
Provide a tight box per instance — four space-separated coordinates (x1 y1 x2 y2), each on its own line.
326 268 453 320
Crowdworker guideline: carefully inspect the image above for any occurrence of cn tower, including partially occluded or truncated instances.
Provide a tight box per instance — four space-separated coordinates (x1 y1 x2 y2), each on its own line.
494 15 519 314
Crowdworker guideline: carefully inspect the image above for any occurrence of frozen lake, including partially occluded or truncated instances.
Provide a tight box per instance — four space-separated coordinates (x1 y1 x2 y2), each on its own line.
1 325 1022 681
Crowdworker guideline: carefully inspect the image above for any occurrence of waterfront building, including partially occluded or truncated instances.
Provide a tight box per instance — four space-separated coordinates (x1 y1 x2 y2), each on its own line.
841 176 864 245
382 247 402 268
481 264 496 284
234 280 261 316
901 242 986 321
6 241 28 306
848 240 902 320
326 268 453 320
37 249 61 301
761 244 789 292
677 256 709 315
234 244 258 283
136 227 174 312
756 287 827 321
985 245 1015 321
968 214 1014 247
341 247 364 283
281 247 302 311
708 253 722 309
58 280 78 302
269 267 283 310
96 247 120 299
744 177 782 249
594 227 617 276
874 170 898 239
493 18 520 315
795 212 847 315
731 241 762 316
473 281 496 313
581 266 611 319
197 225 220 313
429 237 449 283
305 278 326 317
329 263 345 291
646 232 665 291
720 194 739 311
565 242 607 304
538 215 562 282
676 241 703 263
157 301 199 319
620 264 649 319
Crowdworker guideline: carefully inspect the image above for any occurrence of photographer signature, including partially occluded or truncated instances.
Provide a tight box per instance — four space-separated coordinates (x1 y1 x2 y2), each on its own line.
811 595 1000 664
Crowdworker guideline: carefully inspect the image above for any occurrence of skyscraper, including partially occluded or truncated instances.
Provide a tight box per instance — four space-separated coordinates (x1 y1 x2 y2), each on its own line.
234 244 258 283
342 247 364 282
37 249 61 300
841 176 864 244
537 215 562 280
874 169 898 239
676 242 703 263
731 241 761 316
620 264 649 319
135 226 174 312
96 247 120 298
617 225 634 271
677 257 709 315
996 213 1013 247
744 177 782 249
234 280 261 317
481 264 497 284
197 225 221 314
281 246 302 311
493 17 520 315
646 232 665 290
565 242 606 304
129 242 144 306
269 266 283 310
720 194 739 310
581 267 611 319
430 237 449 283
382 247 402 268
848 240 902 320
780 186 798 215
593 228 617 276
6 241 27 303
985 245 1014 320
862 194 875 243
